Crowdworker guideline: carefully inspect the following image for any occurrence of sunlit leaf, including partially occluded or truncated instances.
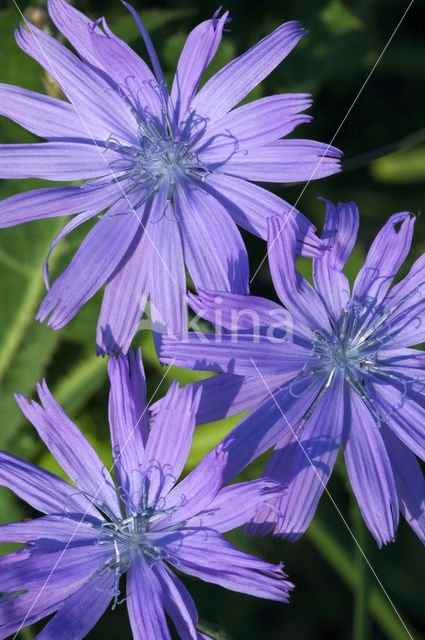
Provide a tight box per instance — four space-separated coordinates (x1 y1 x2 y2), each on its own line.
371 147 425 184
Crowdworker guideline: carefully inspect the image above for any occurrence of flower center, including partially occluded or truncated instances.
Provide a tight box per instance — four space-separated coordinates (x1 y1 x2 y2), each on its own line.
106 111 208 200
311 309 378 378
293 304 383 427
99 509 170 564
96 498 184 608
313 331 377 377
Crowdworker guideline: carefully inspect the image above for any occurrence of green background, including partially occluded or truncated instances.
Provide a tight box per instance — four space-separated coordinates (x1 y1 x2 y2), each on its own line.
0 0 424 638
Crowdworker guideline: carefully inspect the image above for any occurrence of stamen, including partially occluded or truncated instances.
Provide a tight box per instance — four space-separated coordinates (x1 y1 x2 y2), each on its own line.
298 369 335 430
104 121 208 200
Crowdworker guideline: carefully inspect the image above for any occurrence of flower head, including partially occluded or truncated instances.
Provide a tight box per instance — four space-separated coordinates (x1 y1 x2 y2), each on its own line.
161 200 425 547
0 0 341 353
0 350 292 639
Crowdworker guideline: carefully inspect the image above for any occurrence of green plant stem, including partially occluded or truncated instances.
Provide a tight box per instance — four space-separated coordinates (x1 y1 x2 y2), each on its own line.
52 351 107 416
0 219 64 385
343 127 425 171
353 507 370 640
197 618 235 640
306 518 417 640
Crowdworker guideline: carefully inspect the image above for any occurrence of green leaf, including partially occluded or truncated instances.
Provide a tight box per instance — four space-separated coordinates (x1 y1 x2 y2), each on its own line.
0 8 45 92
371 147 425 184
319 0 362 36
52 351 108 417
0 217 66 451
307 518 420 640
110 8 195 46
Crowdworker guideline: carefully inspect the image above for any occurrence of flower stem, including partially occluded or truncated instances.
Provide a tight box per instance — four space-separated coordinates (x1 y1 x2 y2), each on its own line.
306 518 417 640
343 126 425 171
197 618 235 640
352 506 370 640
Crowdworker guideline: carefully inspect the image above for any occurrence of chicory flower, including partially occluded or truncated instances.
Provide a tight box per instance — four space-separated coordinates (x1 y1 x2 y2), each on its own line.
161 200 425 547
0 350 293 639
0 0 341 353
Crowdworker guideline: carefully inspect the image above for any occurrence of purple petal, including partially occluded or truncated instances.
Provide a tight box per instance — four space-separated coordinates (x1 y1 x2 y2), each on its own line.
377 253 425 347
36 192 143 330
0 83 86 140
365 374 425 461
154 444 227 529
201 173 319 253
142 383 200 506
155 563 198 640
127 349 150 438
150 371 292 425
15 382 121 518
378 346 425 373
35 570 114 640
198 94 312 162
0 543 112 593
220 373 328 482
381 425 425 543
167 529 293 602
188 289 291 337
385 301 425 350
221 139 342 182
376 348 425 402
0 580 85 640
313 200 359 323
191 21 306 122
15 22 137 144
343 389 399 547
174 183 249 294
121 3 167 94
107 351 148 508
206 478 284 532
0 142 120 180
245 428 295 537
190 372 294 424
148 201 187 338
0 451 99 518
47 0 102 67
171 12 229 126
0 181 122 228
89 20 163 119
271 374 344 540
41 188 126 289
352 212 415 308
96 226 149 355
127 554 171 640
160 333 308 376
268 215 331 337
0 515 99 546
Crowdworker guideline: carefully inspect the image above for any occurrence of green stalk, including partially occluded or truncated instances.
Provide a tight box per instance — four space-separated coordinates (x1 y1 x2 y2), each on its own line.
306 518 417 640
352 506 370 640
0 218 64 384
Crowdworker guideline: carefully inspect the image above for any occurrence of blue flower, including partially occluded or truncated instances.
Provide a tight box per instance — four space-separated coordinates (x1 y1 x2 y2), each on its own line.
0 0 341 354
161 200 425 547
0 350 292 639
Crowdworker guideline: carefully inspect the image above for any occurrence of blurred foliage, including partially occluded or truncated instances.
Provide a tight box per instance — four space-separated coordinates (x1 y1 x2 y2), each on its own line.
0 0 424 639
371 146 425 183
